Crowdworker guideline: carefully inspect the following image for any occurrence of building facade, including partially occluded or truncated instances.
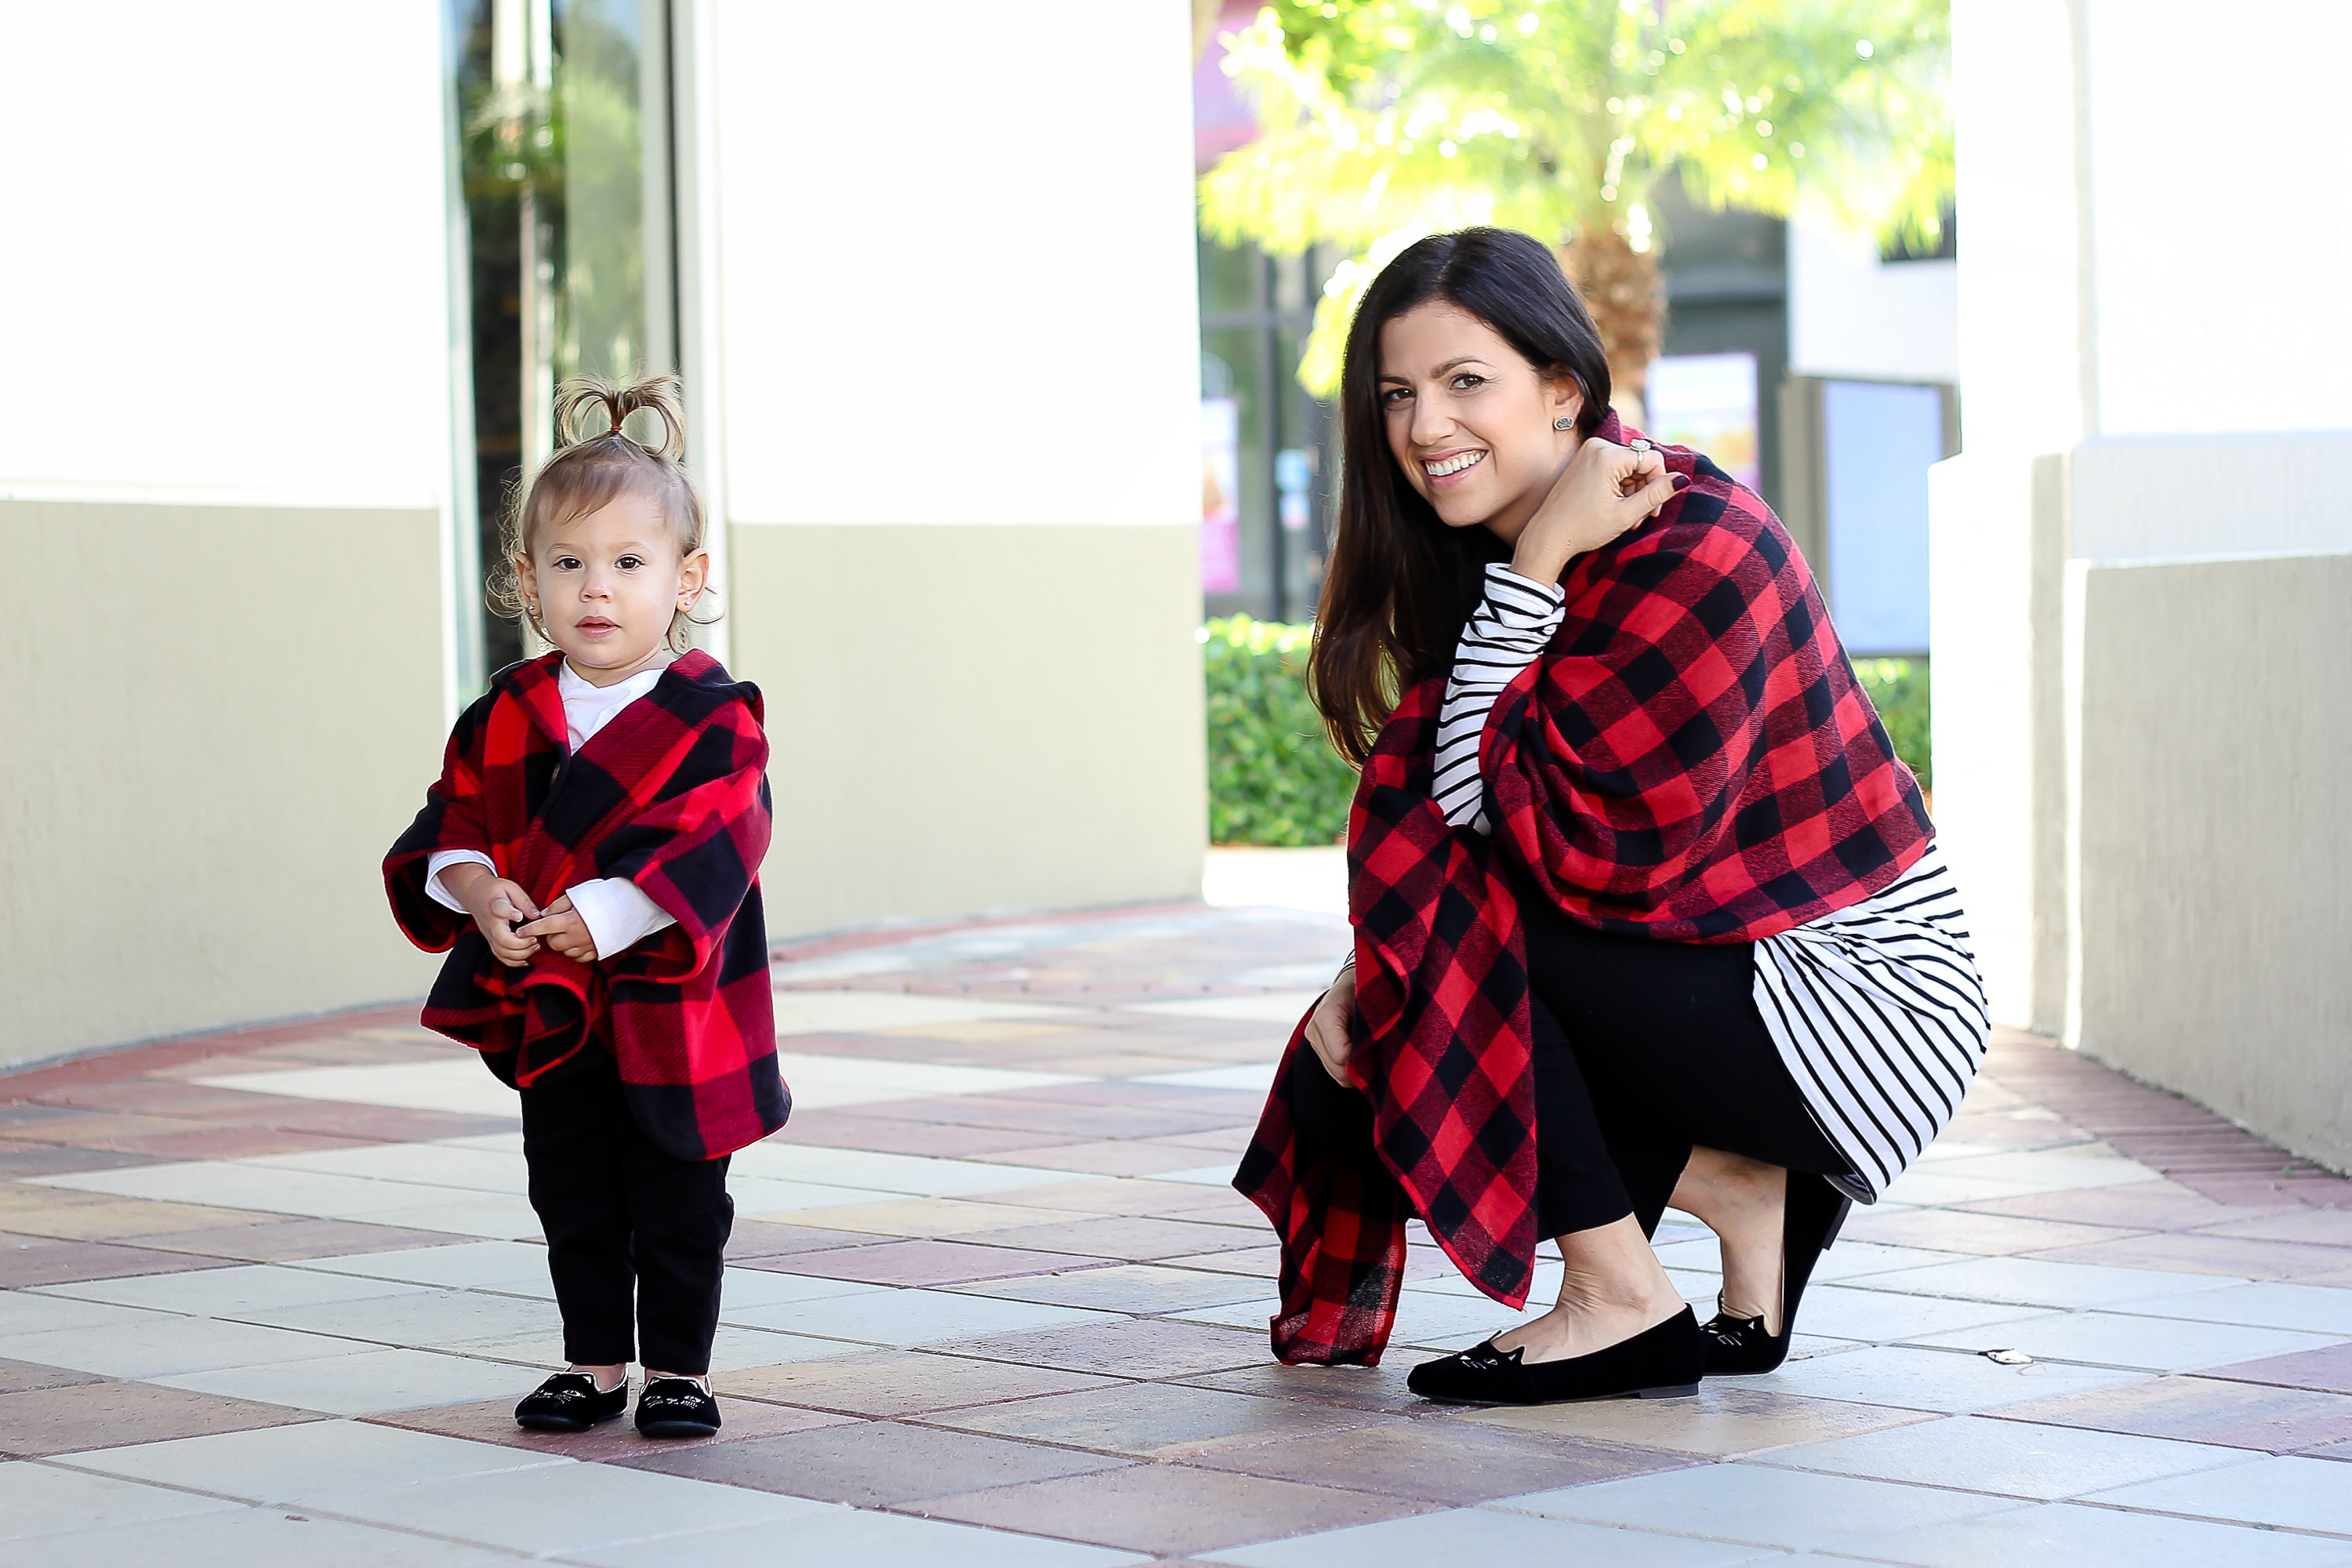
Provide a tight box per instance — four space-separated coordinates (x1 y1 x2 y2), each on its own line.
1935 0 2352 1169
0 1 1207 1068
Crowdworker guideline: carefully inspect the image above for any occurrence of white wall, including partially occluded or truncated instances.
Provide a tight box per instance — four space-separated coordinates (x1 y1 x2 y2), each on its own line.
0 5 458 1064
2081 1 2352 437
710 0 1200 528
1949 0 2092 458
698 0 1210 936
1942 0 2352 1027
2070 432 2352 564
1934 0 2099 1026
1787 223 1957 384
1 500 448 1066
2066 550 2352 1174
0 3 452 505
1942 0 2352 1170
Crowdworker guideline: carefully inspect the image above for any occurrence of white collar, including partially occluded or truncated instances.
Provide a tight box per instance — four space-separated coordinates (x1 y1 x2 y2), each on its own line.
558 659 669 703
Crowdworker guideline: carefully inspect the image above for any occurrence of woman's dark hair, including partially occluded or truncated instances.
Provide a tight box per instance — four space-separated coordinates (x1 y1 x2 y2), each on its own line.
1309 227 1612 764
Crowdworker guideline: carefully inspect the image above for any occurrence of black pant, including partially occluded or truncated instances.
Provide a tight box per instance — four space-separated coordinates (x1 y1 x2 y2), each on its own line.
519 1058 735 1374
1289 892 1844 1240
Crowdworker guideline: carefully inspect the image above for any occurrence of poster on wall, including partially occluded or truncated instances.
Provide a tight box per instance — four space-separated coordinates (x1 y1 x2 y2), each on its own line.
1824 379 1940 655
1200 397 1241 593
1645 352 1759 492
1276 447 1312 532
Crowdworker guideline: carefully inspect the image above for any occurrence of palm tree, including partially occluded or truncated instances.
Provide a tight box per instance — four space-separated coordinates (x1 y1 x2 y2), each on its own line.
1198 0 1951 414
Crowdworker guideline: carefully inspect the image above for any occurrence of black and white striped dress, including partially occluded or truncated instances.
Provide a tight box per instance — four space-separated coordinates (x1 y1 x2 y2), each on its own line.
1417 563 1991 1203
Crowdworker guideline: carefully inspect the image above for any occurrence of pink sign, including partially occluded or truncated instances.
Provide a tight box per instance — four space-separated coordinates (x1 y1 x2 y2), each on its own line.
1200 397 1240 593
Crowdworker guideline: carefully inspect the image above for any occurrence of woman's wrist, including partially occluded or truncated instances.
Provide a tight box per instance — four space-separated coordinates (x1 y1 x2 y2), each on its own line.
1509 537 1573 585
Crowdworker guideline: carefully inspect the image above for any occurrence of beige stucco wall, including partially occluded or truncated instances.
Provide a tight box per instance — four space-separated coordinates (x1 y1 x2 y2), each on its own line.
728 524 1207 935
2068 550 2352 1173
0 499 447 1066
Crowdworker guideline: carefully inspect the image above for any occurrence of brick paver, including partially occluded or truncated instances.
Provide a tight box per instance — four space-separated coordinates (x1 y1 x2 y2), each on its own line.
2 885 2347 1564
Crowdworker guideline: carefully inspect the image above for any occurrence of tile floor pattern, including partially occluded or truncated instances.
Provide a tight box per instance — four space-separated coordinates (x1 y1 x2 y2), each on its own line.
4 895 2351 1565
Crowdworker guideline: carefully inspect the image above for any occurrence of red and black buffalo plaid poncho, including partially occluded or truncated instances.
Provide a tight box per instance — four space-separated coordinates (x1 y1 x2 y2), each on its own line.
1236 415 1932 1364
386 649 788 1162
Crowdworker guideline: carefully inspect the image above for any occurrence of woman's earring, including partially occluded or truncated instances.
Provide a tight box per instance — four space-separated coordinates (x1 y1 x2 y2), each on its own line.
1552 416 1576 431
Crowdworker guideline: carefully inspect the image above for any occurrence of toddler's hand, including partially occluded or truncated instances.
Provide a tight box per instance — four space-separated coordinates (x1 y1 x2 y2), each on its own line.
517 895 599 964
453 870 540 967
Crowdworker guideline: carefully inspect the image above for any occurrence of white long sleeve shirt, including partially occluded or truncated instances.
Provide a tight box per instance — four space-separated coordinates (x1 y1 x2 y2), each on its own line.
424 660 678 958
1432 564 1571 833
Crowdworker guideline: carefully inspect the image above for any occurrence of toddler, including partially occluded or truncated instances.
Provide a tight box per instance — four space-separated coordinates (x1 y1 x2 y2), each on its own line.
385 374 788 1438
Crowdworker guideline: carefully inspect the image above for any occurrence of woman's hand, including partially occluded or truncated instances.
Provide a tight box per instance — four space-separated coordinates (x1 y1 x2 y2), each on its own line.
1511 438 1685 585
1305 967 1359 1085
517 895 599 964
443 863 541 967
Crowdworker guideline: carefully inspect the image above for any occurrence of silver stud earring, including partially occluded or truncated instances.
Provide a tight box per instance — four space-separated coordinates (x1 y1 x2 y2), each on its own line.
1552 416 1576 430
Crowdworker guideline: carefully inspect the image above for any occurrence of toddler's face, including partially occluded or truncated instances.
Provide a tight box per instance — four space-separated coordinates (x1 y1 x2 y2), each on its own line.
518 496 706 683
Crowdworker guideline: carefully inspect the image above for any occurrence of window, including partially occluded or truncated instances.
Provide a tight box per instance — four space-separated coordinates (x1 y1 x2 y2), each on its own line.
1198 241 1331 623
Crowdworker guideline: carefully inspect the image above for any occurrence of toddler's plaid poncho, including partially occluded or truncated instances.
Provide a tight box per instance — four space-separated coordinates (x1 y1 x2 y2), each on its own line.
1236 418 1932 1364
386 649 788 1162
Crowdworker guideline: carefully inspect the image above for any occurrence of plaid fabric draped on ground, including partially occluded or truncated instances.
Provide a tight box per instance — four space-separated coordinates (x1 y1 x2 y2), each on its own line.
1236 419 1933 1365
386 649 789 1162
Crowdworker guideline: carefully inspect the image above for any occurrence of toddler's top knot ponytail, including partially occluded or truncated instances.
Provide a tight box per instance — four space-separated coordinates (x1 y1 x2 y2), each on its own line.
554 372 687 461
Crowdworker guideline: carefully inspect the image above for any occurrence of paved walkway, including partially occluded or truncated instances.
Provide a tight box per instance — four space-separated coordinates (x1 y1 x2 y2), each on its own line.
4 885 2351 1566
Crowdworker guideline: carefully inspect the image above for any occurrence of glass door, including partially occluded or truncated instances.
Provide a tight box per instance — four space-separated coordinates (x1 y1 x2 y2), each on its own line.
448 0 677 676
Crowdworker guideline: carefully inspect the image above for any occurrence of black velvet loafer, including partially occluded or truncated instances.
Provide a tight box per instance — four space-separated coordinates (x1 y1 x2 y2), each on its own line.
515 1371 628 1432
1702 1171 1853 1376
635 1376 721 1438
1407 1305 1706 1405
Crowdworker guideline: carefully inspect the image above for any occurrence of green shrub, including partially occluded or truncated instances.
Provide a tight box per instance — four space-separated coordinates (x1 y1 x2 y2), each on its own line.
1203 616 1358 845
1853 657 1933 790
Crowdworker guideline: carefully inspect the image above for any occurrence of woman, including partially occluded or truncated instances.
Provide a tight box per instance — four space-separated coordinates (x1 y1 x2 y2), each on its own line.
1235 227 1988 1404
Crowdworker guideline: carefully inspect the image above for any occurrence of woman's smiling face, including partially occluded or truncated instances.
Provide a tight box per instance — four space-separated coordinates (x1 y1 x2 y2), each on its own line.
1378 300 1582 543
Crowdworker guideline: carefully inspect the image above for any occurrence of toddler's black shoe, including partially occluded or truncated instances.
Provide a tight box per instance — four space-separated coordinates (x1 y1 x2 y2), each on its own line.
515 1371 628 1432
635 1376 721 1438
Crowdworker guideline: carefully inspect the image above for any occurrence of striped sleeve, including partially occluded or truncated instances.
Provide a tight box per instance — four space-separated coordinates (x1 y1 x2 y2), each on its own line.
1433 564 1567 833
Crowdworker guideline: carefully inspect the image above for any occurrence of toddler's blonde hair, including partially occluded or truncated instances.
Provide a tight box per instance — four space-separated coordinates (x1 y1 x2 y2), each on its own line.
488 373 713 654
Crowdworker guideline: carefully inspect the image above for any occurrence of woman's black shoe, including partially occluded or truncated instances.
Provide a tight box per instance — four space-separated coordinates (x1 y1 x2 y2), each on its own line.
635 1376 721 1438
1406 1306 1705 1405
1701 1171 1853 1375
515 1371 627 1432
